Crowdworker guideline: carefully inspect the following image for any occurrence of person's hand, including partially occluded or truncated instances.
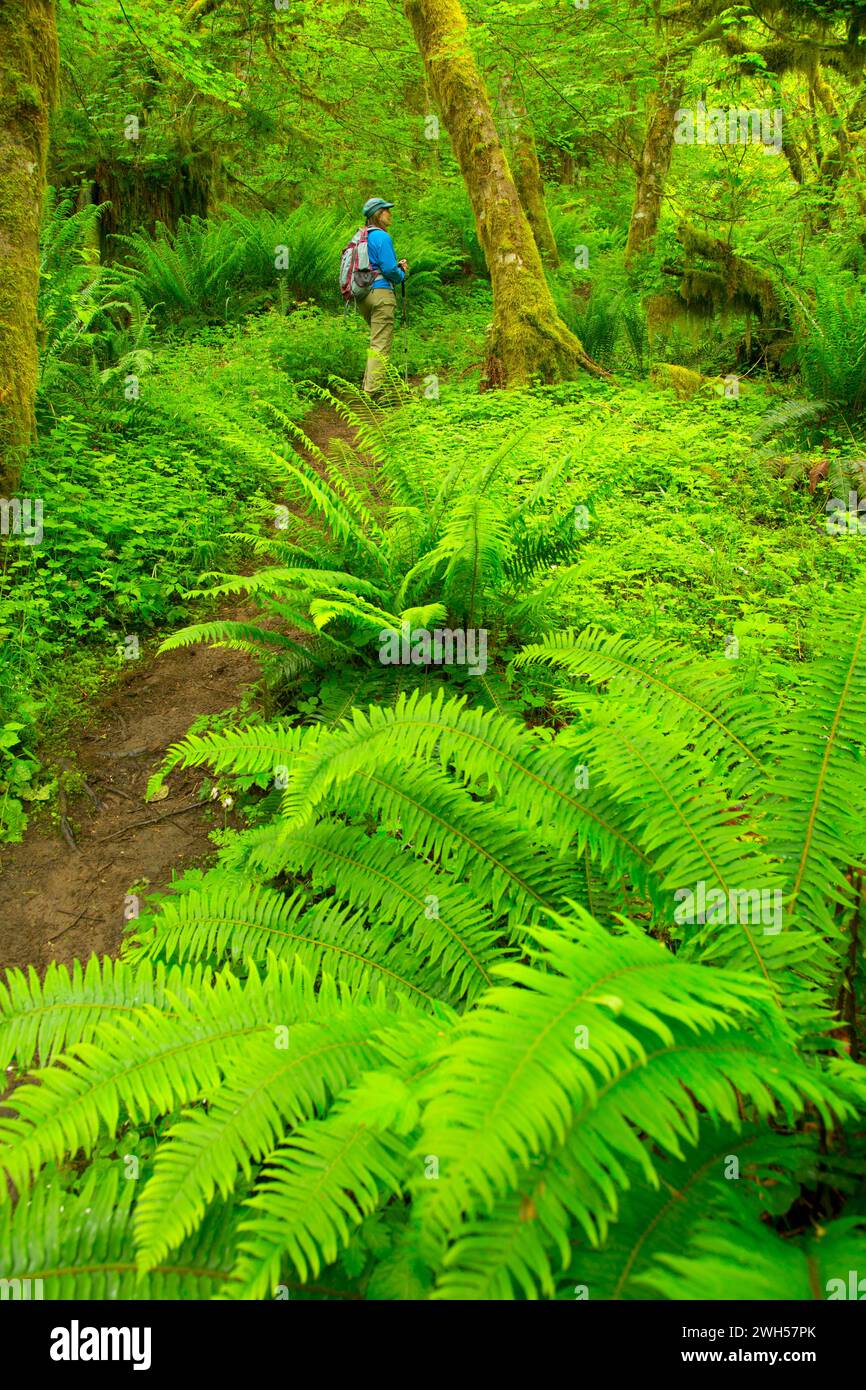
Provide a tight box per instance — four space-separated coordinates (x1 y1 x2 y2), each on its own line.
398 258 409 273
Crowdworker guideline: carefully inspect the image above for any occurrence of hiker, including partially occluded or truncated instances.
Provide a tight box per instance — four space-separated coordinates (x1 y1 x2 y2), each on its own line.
357 197 408 396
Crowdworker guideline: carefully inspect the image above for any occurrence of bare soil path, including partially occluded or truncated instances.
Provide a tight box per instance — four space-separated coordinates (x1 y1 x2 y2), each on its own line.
0 636 260 972
0 405 349 973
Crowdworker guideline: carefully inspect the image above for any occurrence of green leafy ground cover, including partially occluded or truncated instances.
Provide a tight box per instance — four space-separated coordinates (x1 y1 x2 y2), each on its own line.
3 287 865 839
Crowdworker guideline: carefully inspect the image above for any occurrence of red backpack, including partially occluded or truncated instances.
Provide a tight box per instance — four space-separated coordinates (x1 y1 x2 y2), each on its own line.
339 226 376 303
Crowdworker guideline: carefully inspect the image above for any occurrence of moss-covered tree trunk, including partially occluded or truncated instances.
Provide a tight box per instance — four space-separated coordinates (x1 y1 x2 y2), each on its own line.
625 72 684 268
403 0 606 386
813 72 866 227
0 0 58 489
498 72 559 266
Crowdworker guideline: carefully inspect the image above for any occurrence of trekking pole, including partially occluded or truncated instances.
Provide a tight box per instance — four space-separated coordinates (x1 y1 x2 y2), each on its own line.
401 280 409 385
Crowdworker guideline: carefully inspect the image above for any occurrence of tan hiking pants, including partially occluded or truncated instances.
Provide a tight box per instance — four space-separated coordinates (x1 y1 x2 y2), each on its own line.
359 287 395 395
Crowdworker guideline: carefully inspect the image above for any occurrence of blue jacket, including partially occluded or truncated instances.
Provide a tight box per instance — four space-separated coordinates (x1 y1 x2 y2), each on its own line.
367 227 405 291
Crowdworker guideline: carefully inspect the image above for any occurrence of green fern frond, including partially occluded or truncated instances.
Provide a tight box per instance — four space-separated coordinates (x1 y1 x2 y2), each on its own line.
751 397 830 446
260 400 388 540
554 1128 818 1301
638 1210 866 1300
157 620 313 658
415 911 846 1259
0 961 322 1197
0 1168 239 1299
515 627 768 775
567 704 788 982
160 720 325 781
185 566 388 604
132 994 407 1271
766 587 866 952
226 1020 439 1297
126 872 469 1005
0 957 207 1072
226 1110 408 1296
237 758 584 924
310 381 391 466
236 820 504 1000
218 423 391 578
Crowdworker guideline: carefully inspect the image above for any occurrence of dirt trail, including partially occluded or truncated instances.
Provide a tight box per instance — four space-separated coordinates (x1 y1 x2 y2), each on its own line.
0 405 349 974
0 637 260 972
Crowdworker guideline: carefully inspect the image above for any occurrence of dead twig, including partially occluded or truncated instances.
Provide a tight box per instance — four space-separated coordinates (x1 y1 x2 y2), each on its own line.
48 905 92 943
57 785 79 854
81 779 103 812
93 746 151 760
109 706 130 739
95 801 204 842
95 782 135 802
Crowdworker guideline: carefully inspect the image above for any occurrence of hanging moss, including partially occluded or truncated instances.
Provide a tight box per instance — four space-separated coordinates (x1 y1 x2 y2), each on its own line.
812 73 866 226
677 224 780 322
747 2 866 79
649 226 789 368
680 268 728 308
721 36 821 80
0 0 59 488
94 151 214 261
646 292 707 340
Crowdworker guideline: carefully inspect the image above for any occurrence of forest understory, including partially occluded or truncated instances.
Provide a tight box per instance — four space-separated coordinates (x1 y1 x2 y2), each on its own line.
1 0 866 1327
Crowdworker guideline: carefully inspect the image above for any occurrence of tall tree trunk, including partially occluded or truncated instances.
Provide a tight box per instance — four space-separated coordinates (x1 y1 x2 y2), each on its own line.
625 71 684 268
402 0 605 386
813 72 866 227
0 0 58 489
498 71 559 266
